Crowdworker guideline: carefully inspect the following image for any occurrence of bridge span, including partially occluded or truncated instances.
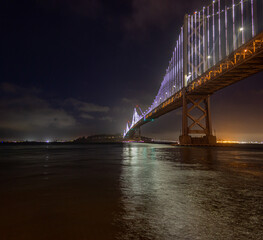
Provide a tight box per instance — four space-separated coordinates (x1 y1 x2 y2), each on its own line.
123 0 263 144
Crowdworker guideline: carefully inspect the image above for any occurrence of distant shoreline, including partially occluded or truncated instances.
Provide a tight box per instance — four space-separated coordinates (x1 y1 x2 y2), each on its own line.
1 141 263 149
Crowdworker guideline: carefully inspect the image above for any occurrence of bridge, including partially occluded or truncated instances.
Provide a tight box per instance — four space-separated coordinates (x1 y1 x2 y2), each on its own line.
123 0 263 144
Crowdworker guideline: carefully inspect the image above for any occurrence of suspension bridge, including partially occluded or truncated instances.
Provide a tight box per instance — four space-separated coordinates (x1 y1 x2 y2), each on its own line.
123 0 263 144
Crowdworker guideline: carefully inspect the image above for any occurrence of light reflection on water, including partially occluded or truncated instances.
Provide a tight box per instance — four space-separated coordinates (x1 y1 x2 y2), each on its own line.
118 143 263 240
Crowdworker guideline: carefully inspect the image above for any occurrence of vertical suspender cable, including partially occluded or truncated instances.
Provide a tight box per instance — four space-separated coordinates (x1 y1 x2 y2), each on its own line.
179 35 181 89
177 40 179 91
188 16 191 80
225 5 228 56
233 0 236 50
173 50 175 93
251 0 255 37
181 29 184 89
198 11 201 76
195 13 197 78
207 7 210 69
212 1 215 65
241 0 244 44
191 15 194 81
203 7 206 73
218 0 221 60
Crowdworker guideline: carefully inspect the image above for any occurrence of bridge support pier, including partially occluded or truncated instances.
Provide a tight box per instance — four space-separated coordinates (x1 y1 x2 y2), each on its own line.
133 127 142 141
179 92 216 145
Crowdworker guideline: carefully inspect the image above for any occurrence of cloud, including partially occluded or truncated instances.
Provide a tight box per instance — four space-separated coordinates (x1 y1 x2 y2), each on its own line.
122 0 186 38
99 116 113 122
0 82 17 93
0 83 77 140
35 0 102 18
0 82 40 95
0 96 75 131
80 113 95 120
122 97 139 105
66 98 110 113
122 0 212 38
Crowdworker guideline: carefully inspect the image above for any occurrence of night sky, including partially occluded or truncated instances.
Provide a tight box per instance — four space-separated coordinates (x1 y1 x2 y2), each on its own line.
1 0 263 141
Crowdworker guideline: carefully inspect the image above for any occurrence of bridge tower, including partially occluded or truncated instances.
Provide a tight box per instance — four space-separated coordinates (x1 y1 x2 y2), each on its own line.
133 127 142 141
179 14 216 145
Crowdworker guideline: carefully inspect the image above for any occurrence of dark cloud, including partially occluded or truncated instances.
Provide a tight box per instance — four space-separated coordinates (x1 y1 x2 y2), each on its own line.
124 0 178 32
121 97 139 106
99 116 113 122
80 113 95 120
35 0 102 17
0 95 75 133
65 98 110 113
0 82 40 95
0 82 117 140
122 0 212 40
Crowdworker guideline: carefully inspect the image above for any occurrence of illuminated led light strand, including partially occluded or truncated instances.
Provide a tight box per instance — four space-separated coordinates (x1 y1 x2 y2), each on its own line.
188 16 191 82
176 40 178 92
207 6 210 69
179 34 181 89
251 0 255 37
198 11 201 76
195 13 197 79
225 5 229 56
218 0 221 60
203 7 206 73
233 0 236 50
181 29 184 89
182 28 184 87
172 52 174 93
212 1 215 65
191 15 194 81
241 0 244 44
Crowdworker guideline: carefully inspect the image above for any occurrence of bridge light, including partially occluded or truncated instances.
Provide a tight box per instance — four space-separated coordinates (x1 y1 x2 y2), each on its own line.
186 73 192 82
208 55 211 59
239 27 244 31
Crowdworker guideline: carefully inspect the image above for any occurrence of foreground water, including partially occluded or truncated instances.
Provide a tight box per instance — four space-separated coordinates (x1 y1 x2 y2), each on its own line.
0 143 262 240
